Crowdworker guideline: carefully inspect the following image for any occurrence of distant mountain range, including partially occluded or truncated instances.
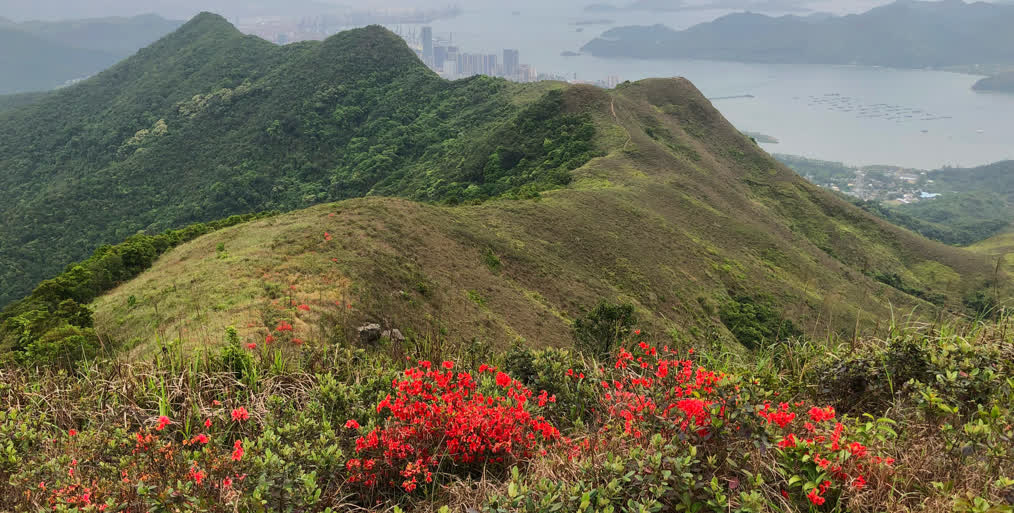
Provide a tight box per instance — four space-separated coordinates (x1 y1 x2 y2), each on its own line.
581 0 1014 69
974 71 1014 92
586 0 812 13
0 14 182 94
0 0 341 21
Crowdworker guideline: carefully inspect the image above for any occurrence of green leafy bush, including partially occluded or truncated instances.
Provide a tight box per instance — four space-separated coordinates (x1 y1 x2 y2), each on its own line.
718 295 800 350
572 300 636 359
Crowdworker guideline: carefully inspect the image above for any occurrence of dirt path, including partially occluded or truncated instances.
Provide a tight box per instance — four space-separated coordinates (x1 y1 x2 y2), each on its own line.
610 98 632 152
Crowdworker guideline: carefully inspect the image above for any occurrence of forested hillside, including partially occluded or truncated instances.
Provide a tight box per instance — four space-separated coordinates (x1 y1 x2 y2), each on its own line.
0 14 599 306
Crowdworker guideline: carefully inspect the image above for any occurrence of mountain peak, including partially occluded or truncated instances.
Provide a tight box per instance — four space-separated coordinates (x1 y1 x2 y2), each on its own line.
175 11 239 37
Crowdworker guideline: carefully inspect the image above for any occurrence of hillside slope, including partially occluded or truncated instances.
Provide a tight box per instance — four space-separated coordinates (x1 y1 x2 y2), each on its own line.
0 14 597 306
0 14 182 94
0 27 117 94
581 0 1014 69
83 79 999 357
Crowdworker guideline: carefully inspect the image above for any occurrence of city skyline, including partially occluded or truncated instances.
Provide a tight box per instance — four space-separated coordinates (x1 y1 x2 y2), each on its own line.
407 25 620 88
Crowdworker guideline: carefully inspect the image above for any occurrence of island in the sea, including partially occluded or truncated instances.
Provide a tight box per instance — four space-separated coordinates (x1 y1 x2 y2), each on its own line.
581 0 1014 70
973 71 1014 93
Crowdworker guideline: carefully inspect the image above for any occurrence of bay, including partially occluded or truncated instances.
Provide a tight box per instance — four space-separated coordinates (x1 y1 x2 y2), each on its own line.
404 4 1014 169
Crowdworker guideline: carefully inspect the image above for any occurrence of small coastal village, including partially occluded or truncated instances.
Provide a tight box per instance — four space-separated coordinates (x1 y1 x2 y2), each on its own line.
775 154 943 205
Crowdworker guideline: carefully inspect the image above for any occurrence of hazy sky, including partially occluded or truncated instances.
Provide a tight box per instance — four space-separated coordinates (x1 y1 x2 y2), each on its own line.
0 0 919 22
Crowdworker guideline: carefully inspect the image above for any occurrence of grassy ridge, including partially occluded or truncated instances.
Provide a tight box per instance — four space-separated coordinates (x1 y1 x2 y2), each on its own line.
75 78 1001 361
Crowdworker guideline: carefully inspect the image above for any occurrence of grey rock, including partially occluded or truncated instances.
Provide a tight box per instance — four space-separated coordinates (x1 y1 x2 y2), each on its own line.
357 323 382 344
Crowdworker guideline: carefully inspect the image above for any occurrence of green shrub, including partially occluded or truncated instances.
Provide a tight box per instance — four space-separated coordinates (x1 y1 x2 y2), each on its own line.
718 295 800 349
502 344 597 427
572 300 636 359
22 325 100 368
964 290 999 320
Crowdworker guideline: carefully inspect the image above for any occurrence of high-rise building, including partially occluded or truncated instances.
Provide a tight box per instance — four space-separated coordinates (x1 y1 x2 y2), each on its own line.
446 46 459 75
434 46 447 72
503 49 520 78
519 64 536 83
421 26 434 65
487 54 498 76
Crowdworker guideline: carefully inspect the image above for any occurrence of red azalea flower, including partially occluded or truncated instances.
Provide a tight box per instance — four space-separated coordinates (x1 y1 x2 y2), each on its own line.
807 489 826 505
156 415 171 431
345 419 361 429
231 440 244 461
204 418 212 429
442 361 454 370
232 407 250 422
849 441 868 457
246 343 257 350
495 371 511 387
297 304 310 312
68 429 77 437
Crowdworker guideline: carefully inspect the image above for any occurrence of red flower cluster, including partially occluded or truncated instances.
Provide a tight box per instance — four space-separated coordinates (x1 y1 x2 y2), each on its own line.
276 321 293 332
598 342 728 439
349 361 561 493
759 401 892 506
231 440 244 461
231 407 250 422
